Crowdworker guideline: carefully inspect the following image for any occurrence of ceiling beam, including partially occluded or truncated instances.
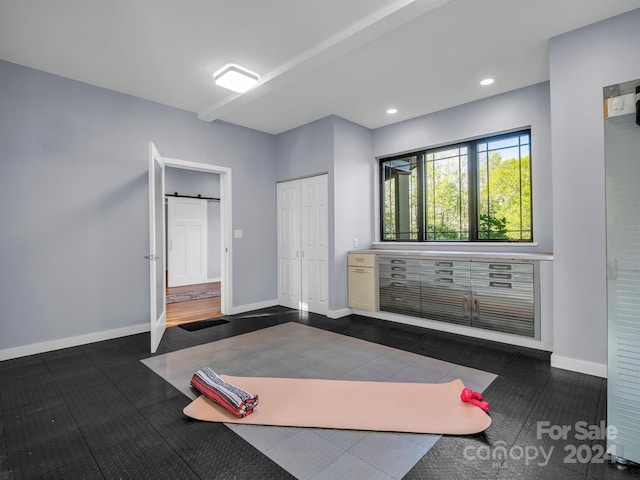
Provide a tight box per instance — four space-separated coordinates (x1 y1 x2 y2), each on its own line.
197 0 449 123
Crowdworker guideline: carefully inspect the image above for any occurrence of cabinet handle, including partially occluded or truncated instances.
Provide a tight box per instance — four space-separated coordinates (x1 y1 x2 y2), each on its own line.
355 257 365 262
391 266 406 271
436 261 453 267
489 281 512 288
473 297 479 318
393 296 406 302
391 282 406 287
463 295 469 315
391 273 406 278
489 264 511 271
354 268 366 273
436 269 453 276
489 272 511 280
436 277 454 283
391 259 406 264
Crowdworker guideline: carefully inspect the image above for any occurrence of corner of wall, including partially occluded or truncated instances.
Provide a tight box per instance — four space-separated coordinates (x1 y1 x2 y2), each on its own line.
550 353 607 378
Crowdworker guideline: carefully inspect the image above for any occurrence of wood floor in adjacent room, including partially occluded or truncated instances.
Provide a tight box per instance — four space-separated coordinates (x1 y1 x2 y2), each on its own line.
166 281 223 328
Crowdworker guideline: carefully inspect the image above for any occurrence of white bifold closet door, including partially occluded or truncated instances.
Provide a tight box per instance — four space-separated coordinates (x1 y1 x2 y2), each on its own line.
277 174 328 315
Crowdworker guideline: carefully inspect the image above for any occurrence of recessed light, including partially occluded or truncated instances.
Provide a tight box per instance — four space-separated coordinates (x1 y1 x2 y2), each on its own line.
480 78 494 86
213 64 260 93
386 108 398 114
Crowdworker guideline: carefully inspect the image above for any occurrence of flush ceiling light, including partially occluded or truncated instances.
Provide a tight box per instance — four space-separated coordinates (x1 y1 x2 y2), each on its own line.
213 64 260 93
386 108 398 114
480 78 495 86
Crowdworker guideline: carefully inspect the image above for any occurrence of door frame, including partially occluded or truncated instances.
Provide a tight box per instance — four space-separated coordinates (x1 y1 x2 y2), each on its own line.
163 157 232 315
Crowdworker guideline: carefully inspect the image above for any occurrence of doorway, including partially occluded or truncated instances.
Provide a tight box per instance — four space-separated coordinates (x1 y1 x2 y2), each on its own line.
162 158 232 328
165 193 221 327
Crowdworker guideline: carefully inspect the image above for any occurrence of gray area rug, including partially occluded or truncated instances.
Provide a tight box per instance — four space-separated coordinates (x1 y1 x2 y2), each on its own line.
142 322 496 480
166 288 220 304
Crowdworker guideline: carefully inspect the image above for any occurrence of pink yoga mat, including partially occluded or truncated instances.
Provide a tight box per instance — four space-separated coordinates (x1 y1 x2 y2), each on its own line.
183 375 491 435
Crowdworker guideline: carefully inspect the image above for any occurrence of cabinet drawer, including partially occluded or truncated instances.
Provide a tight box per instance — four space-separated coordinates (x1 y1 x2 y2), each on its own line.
379 287 421 317
470 270 533 284
421 273 470 289
470 261 533 275
422 259 471 272
379 257 421 268
379 258 420 281
422 259 470 283
348 253 376 268
471 278 533 299
348 266 377 311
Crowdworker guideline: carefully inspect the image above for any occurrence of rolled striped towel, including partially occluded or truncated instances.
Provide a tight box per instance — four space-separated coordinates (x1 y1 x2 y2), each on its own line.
191 367 258 417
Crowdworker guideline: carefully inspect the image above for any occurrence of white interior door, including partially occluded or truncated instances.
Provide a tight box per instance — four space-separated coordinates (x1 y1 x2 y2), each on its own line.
167 197 208 287
148 142 166 353
300 175 328 315
277 174 328 314
277 181 302 309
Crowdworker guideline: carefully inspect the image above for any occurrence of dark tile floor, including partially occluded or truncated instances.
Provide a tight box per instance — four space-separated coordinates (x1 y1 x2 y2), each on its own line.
1 306 638 479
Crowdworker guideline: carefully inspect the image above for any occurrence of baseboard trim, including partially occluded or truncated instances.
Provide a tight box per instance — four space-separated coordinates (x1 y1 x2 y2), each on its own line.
207 277 221 283
0 323 149 362
352 308 554 352
327 308 352 319
550 354 607 378
229 299 279 315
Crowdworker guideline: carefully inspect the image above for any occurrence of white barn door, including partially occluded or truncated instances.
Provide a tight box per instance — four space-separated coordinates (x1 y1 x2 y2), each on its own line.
277 175 328 315
167 197 208 287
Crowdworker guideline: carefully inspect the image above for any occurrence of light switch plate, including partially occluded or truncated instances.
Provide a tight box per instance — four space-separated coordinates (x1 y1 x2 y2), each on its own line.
234 229 243 239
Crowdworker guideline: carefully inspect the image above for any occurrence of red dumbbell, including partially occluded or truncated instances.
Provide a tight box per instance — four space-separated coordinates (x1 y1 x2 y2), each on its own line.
461 388 490 412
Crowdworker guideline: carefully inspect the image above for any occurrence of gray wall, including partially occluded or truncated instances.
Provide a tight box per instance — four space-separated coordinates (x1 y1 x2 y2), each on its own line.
0 60 277 351
549 8 640 370
275 116 334 181
370 82 555 348
373 82 553 254
4 8 638 369
274 116 374 311
165 167 221 280
333 117 374 310
275 116 336 307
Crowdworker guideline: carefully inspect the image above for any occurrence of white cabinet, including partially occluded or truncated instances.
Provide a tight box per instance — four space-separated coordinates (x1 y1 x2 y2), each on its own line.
348 253 377 311
277 175 328 315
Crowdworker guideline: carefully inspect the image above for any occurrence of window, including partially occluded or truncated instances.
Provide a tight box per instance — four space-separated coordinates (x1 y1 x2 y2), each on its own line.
380 155 419 240
380 130 532 242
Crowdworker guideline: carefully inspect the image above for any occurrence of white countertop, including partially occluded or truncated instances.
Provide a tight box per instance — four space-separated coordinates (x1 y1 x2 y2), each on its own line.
350 248 553 262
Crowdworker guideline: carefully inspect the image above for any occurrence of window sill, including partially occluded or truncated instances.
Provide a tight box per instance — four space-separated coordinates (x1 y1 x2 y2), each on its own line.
372 241 539 248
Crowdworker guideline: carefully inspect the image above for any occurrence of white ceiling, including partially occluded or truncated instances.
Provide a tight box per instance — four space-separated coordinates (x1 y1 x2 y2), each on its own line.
1 0 639 134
